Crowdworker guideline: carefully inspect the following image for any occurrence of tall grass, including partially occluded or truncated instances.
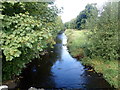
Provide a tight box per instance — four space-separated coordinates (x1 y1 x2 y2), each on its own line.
65 29 91 57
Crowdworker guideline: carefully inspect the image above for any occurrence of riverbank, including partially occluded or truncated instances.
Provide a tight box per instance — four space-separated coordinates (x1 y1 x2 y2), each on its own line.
65 29 119 88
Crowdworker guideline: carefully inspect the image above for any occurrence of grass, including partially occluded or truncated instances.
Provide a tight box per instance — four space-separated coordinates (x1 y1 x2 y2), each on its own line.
65 29 91 57
65 29 119 88
82 57 119 88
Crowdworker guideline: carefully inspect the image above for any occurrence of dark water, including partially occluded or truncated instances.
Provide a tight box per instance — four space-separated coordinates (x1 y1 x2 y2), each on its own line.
15 33 113 90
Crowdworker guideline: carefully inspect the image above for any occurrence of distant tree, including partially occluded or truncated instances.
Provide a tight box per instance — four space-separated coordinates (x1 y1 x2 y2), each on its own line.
64 18 76 29
64 4 98 30
56 16 64 31
76 4 98 30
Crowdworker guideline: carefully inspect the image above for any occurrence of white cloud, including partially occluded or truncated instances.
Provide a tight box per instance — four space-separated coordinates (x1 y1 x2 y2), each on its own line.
55 0 108 23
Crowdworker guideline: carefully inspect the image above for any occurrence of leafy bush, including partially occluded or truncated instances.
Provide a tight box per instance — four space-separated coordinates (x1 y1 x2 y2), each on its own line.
86 2 119 60
1 2 63 81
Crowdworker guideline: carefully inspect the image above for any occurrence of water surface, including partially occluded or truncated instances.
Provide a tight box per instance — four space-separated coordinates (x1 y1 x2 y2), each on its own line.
16 33 112 89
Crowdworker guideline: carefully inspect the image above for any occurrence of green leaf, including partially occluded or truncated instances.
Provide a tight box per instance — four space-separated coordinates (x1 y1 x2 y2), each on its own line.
26 43 32 48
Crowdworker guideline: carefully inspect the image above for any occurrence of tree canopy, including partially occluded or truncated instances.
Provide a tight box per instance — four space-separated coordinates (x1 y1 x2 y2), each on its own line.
1 1 64 80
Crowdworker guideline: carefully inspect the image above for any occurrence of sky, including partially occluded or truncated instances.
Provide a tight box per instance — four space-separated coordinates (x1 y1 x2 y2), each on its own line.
55 0 108 23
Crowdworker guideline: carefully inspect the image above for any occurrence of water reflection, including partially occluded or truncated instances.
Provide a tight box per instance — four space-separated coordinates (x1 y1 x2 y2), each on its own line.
51 33 86 89
16 33 112 89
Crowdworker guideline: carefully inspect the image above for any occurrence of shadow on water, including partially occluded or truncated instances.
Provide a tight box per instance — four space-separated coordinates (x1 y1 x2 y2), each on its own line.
14 33 113 90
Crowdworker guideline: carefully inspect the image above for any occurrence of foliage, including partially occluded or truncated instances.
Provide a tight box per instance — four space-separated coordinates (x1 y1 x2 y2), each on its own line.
65 2 119 88
65 29 91 57
55 16 64 31
65 2 119 60
64 4 98 30
82 57 119 88
64 18 76 29
65 29 119 88
76 4 98 30
2 2 26 16
1 2 63 81
86 2 119 60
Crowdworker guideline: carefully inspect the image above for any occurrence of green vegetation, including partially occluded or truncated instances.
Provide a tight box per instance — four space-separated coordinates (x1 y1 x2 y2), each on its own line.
65 2 119 88
65 29 91 57
64 4 98 30
1 2 64 81
86 2 119 60
82 58 118 88
1 1 119 89
65 29 119 88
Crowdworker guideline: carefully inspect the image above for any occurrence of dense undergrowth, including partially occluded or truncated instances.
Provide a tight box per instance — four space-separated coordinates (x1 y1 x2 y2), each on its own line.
65 29 119 88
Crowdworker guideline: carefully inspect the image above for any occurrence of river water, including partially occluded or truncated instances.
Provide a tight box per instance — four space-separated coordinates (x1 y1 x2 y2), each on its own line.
15 33 112 89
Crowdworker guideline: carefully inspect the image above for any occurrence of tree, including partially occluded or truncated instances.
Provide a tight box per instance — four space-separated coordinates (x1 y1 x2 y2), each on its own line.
1 1 63 81
64 18 76 29
87 2 119 60
76 4 98 30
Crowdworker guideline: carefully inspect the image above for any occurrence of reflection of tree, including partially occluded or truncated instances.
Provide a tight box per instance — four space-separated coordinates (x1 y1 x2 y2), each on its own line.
18 33 64 89
18 54 56 89
53 44 62 60
53 33 65 61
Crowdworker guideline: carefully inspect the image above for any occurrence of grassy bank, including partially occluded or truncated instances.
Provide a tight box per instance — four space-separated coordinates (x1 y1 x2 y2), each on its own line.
65 29 119 88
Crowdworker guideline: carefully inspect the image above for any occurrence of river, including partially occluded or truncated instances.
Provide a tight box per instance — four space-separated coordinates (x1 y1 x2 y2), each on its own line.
14 33 112 89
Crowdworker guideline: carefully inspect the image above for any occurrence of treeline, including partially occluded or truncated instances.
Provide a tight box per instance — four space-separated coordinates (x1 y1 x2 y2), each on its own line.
64 4 98 30
65 2 119 60
1 2 64 81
